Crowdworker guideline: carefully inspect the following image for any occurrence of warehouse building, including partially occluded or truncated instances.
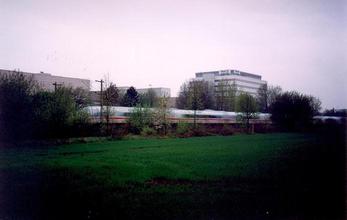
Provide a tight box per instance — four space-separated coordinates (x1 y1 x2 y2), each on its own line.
118 87 171 97
0 69 90 91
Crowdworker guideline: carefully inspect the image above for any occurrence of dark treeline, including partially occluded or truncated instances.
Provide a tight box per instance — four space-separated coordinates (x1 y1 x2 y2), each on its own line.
176 79 324 131
0 73 337 142
0 73 90 141
102 85 160 108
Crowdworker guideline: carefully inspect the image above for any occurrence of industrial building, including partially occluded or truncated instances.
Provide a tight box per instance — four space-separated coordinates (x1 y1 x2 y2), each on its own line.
195 69 267 96
89 87 171 105
0 69 90 91
118 87 171 97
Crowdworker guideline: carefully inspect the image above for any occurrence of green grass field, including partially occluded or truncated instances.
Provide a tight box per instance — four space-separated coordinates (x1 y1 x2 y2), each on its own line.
0 133 345 219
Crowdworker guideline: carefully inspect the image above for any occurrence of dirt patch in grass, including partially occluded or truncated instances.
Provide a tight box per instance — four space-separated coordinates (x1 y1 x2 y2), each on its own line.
130 145 162 150
58 150 107 156
145 177 193 186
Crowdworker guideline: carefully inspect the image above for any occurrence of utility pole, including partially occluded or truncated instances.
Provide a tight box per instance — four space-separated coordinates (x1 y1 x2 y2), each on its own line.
95 79 104 122
52 82 62 92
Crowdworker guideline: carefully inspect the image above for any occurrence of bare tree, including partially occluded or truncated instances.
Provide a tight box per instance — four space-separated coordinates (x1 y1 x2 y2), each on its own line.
177 80 214 110
153 96 170 135
237 93 258 133
215 80 228 110
102 74 119 135
256 84 268 113
140 88 158 107
267 85 282 110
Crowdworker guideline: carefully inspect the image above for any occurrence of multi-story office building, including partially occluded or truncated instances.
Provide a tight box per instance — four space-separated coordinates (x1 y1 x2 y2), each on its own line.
195 69 267 96
0 69 90 91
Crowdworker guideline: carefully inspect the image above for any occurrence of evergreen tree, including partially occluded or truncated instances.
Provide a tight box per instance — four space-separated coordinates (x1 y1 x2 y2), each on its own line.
121 86 139 107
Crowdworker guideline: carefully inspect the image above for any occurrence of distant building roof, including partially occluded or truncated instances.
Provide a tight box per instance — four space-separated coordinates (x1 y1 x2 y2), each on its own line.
0 69 90 91
196 69 262 80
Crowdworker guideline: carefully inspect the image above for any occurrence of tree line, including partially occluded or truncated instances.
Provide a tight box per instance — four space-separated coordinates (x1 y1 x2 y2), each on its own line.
176 80 322 131
0 73 325 142
0 73 90 141
102 84 160 108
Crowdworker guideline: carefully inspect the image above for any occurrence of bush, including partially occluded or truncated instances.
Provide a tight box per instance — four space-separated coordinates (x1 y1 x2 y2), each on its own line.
175 122 192 137
32 88 89 138
0 73 91 141
270 91 318 131
127 106 153 134
141 126 156 136
0 73 37 141
193 125 210 137
220 125 234 136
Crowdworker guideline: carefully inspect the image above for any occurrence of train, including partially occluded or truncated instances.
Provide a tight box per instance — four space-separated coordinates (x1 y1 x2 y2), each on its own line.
84 106 272 124
84 106 345 125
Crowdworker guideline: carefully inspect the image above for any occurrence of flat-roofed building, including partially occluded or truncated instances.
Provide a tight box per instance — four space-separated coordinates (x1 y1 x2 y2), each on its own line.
118 87 171 97
0 69 90 91
195 69 267 96
90 87 171 105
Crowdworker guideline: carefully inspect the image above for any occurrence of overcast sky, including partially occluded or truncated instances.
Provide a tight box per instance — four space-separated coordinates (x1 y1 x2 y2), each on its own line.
1 0 346 109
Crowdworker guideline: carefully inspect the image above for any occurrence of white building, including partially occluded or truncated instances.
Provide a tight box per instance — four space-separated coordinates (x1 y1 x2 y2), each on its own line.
118 87 171 97
195 69 267 96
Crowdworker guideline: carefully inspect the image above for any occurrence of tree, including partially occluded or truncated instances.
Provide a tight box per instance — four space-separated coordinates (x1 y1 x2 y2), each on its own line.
100 76 119 135
47 87 79 137
237 93 258 133
72 87 90 109
121 86 139 107
267 85 282 109
176 82 190 109
153 97 170 135
215 80 228 111
140 88 158 107
270 91 319 130
127 105 153 134
103 83 119 106
226 81 237 112
31 86 89 138
177 80 215 110
0 72 90 140
308 95 322 115
217 80 238 111
256 84 268 113
0 72 37 140
177 80 215 128
256 84 282 113
188 81 204 129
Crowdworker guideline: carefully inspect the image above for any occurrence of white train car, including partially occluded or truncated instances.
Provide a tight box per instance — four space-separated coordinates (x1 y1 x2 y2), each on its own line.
84 106 271 124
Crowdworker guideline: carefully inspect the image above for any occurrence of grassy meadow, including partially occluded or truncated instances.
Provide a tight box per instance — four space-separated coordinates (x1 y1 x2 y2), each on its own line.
0 133 345 219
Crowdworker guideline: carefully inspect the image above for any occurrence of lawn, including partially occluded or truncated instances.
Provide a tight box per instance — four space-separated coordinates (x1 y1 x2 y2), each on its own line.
0 133 345 219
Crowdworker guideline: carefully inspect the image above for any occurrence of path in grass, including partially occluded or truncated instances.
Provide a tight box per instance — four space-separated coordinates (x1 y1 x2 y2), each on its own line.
0 133 344 219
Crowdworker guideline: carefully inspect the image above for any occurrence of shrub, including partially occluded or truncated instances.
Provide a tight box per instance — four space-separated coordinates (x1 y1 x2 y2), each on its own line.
127 106 153 134
220 125 234 136
0 73 37 141
141 126 156 136
175 122 191 136
270 91 319 131
193 125 210 137
236 93 257 133
0 73 91 141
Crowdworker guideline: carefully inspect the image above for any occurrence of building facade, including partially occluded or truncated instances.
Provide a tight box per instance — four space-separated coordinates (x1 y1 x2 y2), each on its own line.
195 69 267 96
0 69 90 91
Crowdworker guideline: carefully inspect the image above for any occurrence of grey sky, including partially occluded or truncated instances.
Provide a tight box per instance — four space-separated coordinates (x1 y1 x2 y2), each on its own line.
1 0 346 109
